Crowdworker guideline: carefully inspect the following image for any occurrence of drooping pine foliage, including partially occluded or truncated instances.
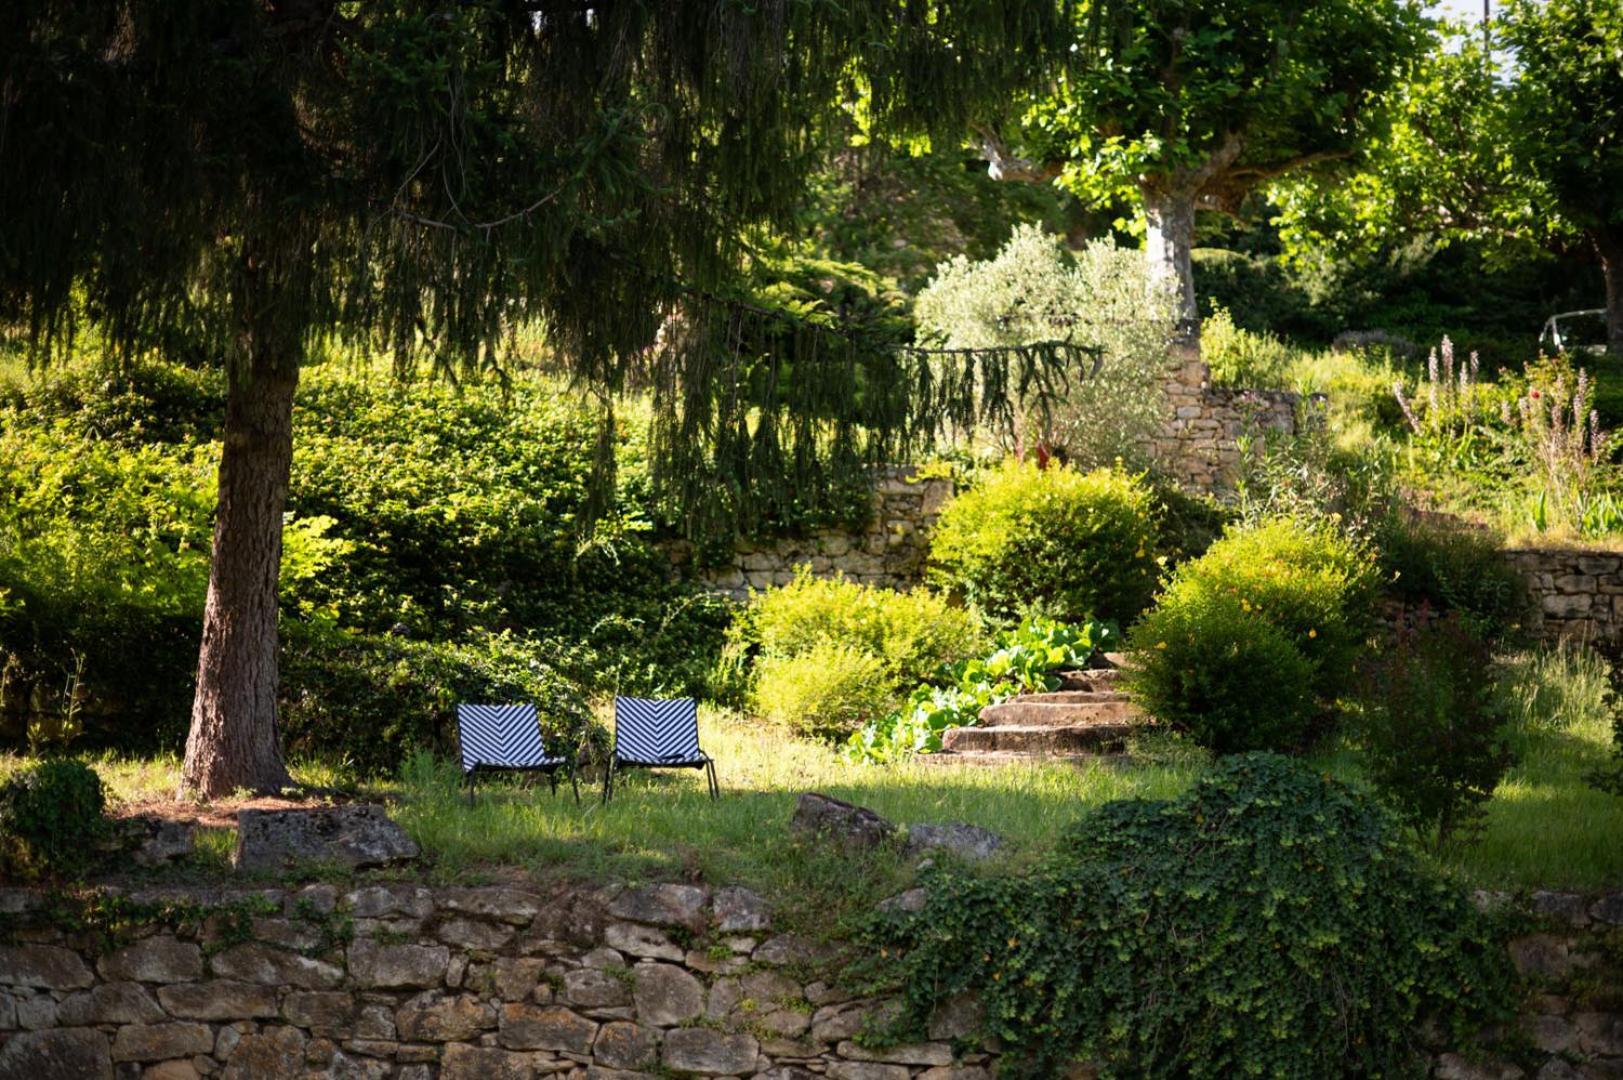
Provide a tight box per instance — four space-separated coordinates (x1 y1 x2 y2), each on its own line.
1 0 1084 536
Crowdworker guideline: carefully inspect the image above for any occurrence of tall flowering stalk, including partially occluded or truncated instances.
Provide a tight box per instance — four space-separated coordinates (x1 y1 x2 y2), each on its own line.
1515 365 1609 519
1394 337 1484 438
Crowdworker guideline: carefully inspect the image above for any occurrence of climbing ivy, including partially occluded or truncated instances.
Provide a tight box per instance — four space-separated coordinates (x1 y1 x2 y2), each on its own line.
859 754 1516 1078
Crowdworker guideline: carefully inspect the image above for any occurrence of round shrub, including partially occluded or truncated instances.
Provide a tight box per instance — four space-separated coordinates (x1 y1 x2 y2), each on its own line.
1158 516 1378 698
751 642 893 741
927 461 1159 624
865 754 1514 1079
1125 591 1316 753
735 570 983 689
0 758 108 879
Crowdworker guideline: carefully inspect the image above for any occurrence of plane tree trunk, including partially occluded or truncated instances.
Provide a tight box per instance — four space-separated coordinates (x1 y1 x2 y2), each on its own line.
1598 229 1623 356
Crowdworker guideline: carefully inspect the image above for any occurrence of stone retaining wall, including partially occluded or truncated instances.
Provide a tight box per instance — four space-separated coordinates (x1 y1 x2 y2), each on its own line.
668 468 953 598
1151 355 1308 492
1506 547 1623 645
2 881 1621 1079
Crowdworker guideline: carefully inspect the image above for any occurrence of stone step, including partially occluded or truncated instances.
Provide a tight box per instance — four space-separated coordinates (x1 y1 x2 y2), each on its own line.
977 697 1141 728
916 749 1119 768
1056 668 1122 691
942 722 1135 755
1016 690 1130 705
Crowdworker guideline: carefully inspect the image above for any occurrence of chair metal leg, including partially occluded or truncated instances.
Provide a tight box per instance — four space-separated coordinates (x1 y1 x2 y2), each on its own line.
706 757 719 800
465 768 478 806
601 758 615 804
548 770 558 798
568 765 581 805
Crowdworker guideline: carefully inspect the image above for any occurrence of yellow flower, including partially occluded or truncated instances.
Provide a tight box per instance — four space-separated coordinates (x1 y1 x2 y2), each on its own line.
1308 628 1317 639
1156 641 1167 650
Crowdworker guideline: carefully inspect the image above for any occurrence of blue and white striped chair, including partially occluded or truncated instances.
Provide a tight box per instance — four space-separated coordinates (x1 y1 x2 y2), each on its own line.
456 703 579 803
603 697 719 802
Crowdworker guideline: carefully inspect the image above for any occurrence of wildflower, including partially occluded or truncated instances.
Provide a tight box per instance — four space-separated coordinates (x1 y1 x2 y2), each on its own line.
1156 641 1167 650
1308 628 1317 639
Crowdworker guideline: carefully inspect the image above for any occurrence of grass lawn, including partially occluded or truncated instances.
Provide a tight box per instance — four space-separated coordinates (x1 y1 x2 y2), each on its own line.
4 643 1619 934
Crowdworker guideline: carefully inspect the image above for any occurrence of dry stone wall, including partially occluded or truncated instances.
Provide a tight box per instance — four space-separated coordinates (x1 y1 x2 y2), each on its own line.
669 468 953 598
1151 354 1310 493
3 881 1622 1079
1506 547 1623 645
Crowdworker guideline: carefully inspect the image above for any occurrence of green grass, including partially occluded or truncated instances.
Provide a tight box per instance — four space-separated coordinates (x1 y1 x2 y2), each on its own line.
5 647 1620 924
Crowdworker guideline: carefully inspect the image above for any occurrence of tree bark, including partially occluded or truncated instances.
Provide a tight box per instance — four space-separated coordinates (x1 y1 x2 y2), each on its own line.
1598 230 1623 356
1141 184 1200 339
180 311 299 799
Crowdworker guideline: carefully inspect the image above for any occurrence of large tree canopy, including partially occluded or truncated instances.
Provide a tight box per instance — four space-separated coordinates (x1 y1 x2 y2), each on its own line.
0 0 1076 796
981 0 1429 330
1273 2 1623 352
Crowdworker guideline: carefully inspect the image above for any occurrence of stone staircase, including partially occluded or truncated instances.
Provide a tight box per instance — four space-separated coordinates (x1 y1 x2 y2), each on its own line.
924 657 1144 766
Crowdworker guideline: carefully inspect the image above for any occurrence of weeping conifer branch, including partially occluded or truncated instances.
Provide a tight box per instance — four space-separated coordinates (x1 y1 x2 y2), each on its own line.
629 292 1099 541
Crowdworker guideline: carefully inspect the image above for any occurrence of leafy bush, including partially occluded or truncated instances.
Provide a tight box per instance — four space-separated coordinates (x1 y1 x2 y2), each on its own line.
1155 516 1379 700
731 570 982 690
915 227 1175 467
863 754 1514 1079
1357 616 1513 848
1125 592 1316 753
846 617 1116 762
751 643 893 741
279 625 600 777
928 461 1159 625
0 758 108 880
1376 515 1528 640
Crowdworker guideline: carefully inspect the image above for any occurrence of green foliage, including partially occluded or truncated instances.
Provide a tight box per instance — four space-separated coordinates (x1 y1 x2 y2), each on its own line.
1358 616 1514 849
1157 517 1380 699
1126 592 1315 754
862 754 1514 1079
0 363 731 761
1585 650 1623 797
914 228 1174 465
751 643 893 742
1376 516 1528 641
0 758 107 880
846 617 1116 762
279 625 599 776
928 461 1159 625
731 570 983 691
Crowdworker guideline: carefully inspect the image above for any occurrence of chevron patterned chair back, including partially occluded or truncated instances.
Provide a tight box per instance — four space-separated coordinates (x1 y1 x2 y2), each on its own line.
455 703 579 803
605 696 719 801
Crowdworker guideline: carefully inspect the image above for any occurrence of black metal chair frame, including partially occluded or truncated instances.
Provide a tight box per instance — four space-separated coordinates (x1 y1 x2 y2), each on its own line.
601 750 719 803
464 758 580 805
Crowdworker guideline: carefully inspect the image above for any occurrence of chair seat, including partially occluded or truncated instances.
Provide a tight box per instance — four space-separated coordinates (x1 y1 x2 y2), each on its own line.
614 751 708 768
463 752 566 772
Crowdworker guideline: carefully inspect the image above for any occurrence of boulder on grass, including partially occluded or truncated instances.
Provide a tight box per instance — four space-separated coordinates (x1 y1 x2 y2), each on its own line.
233 805 418 873
903 822 1005 863
790 793 896 853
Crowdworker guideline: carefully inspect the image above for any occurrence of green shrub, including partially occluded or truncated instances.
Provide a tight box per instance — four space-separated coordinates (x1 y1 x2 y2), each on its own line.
734 570 982 690
864 754 1514 1079
280 625 600 776
1126 591 1316 753
751 643 893 741
1376 515 1527 641
0 758 108 879
928 461 1159 624
1357 616 1513 848
1159 516 1379 699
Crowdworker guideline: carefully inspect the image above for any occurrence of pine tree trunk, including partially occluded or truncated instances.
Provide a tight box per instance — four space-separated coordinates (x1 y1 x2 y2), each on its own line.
1599 229 1623 356
1142 185 1201 338
180 333 299 799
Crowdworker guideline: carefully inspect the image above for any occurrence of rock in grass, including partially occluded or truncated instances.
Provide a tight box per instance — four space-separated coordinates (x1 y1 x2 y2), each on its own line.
790 793 896 853
903 822 1005 863
233 805 419 873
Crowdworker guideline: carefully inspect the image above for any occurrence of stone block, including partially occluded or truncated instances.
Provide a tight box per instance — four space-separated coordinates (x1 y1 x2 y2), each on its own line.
345 885 434 920
497 1003 598 1054
282 990 358 1035
593 1021 661 1070
437 917 518 951
0 944 93 990
438 887 547 924
602 922 683 961
563 967 631 1009
606 884 708 931
825 1062 911 1080
632 963 704 1025
219 1027 308 1080
838 1039 954 1066
348 941 449 989
209 943 343 989
110 1022 214 1062
0 1028 112 1080
711 885 771 933
661 1027 759 1075
1577 1012 1623 1056
97 940 201 985
439 1043 534 1080
468 957 549 1002
56 982 166 1025
157 980 279 1020
395 991 497 1042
